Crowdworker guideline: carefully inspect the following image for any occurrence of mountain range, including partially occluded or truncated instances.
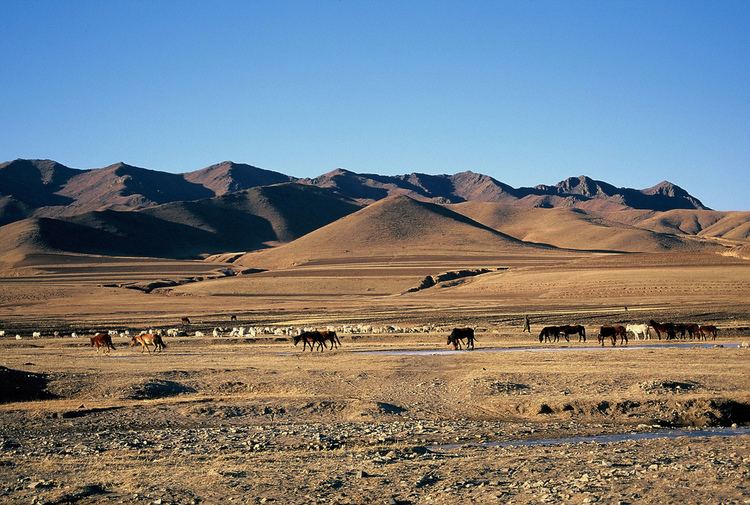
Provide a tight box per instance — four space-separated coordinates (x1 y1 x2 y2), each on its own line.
1 158 745 267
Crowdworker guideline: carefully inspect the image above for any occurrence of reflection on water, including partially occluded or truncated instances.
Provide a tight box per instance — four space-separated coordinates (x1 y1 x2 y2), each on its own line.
437 426 750 450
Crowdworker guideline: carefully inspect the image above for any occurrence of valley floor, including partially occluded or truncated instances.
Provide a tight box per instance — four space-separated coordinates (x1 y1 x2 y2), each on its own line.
0 250 749 503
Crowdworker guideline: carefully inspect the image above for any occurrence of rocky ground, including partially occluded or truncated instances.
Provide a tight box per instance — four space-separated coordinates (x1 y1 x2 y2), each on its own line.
1 334 749 503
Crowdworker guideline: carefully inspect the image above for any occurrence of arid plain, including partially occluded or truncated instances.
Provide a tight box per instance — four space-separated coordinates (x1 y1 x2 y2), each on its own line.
1 161 749 504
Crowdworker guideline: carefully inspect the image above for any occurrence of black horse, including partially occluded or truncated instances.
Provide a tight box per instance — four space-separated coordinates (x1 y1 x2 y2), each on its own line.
447 328 476 350
560 324 586 342
538 326 562 343
293 331 326 352
598 325 627 347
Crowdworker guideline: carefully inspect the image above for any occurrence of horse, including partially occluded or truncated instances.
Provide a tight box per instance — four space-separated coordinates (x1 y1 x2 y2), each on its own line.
560 325 586 342
625 324 651 341
673 323 688 339
598 325 627 346
90 333 116 354
538 326 562 343
293 331 326 352
684 323 701 339
648 320 676 340
130 333 167 353
447 328 476 350
230 314 237 322
699 325 718 340
181 316 191 325
320 330 342 349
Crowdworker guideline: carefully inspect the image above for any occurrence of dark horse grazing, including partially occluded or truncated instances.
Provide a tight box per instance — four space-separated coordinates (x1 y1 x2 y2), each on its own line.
90 333 116 354
598 325 627 346
230 314 238 322
648 320 676 340
181 316 191 325
538 326 562 343
684 323 701 339
447 328 476 350
699 325 718 340
320 330 342 349
293 331 326 352
560 324 586 342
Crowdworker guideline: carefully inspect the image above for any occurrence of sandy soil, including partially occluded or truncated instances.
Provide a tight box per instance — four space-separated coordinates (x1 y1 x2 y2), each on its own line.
1 336 749 504
1 250 749 503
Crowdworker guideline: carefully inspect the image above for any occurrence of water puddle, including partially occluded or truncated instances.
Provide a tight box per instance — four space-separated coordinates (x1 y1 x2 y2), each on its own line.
358 342 740 356
438 426 750 450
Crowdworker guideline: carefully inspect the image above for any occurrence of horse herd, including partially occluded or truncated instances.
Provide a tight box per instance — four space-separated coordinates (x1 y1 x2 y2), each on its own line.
44 317 723 355
89 332 167 354
538 320 720 347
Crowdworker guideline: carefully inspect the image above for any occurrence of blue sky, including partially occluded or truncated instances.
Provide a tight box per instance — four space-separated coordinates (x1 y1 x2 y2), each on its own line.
1 1 748 209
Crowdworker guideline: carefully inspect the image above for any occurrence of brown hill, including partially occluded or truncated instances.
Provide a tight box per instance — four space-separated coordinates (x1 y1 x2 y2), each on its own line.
51 162 213 215
299 169 519 204
0 183 360 264
142 183 361 245
449 202 715 253
0 159 81 224
184 161 294 196
236 195 539 268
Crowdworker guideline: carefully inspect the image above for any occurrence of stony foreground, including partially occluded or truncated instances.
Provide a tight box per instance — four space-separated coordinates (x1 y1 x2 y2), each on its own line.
1 336 749 504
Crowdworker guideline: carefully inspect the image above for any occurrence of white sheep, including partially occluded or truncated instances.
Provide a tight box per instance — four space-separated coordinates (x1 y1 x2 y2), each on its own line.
71 332 78 338
0 330 5 337
32 331 41 338
194 331 204 337
15 334 22 340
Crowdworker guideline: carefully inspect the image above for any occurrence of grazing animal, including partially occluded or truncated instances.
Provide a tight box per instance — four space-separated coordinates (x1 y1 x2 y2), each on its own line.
194 331 204 337
685 323 701 339
447 328 476 350
181 317 191 325
560 325 586 342
648 320 676 340
320 330 342 349
90 333 116 354
0 330 5 337
130 333 167 353
598 325 628 346
32 331 41 338
625 324 651 341
230 314 237 321
699 325 719 340
538 326 562 343
294 331 326 352
674 323 688 339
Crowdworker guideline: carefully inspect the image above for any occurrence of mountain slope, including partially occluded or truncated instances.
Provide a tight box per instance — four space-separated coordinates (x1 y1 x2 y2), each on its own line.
0 183 361 264
236 195 539 268
184 161 294 196
53 162 214 214
450 202 716 253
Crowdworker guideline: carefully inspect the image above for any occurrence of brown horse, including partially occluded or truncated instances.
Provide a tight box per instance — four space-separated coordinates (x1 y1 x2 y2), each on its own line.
447 328 476 350
538 326 562 343
90 333 116 354
293 331 326 352
699 325 718 340
560 324 586 342
181 316 191 325
320 330 342 349
685 323 701 339
598 325 627 346
648 320 676 340
130 333 167 353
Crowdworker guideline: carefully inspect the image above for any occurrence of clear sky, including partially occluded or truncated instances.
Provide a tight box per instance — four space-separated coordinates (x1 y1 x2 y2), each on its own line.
1 1 748 209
